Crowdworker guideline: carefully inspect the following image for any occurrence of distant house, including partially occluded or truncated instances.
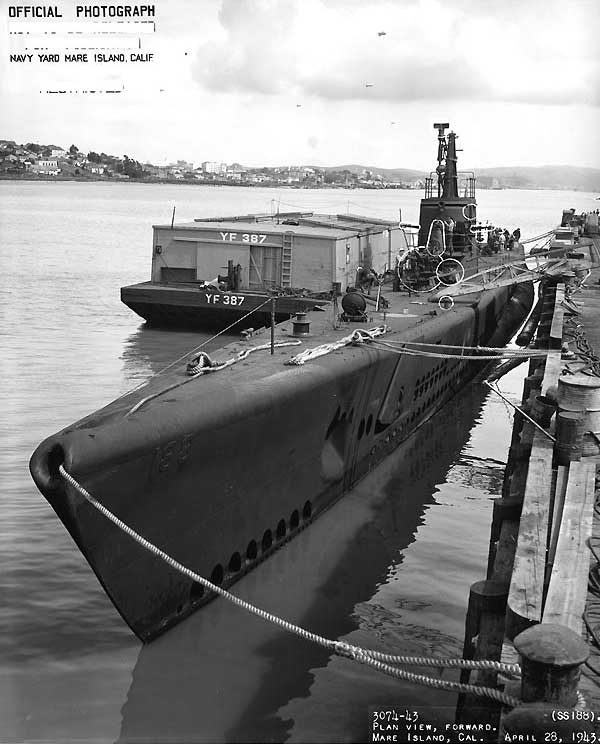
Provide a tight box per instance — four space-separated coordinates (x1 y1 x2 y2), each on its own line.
32 159 60 175
202 161 227 175
51 148 67 158
226 165 247 181
90 166 105 175
248 173 270 184
143 164 161 177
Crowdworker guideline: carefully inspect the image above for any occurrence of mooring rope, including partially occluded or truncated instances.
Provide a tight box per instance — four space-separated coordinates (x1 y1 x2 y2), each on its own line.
484 381 556 443
126 340 301 415
371 341 548 361
158 298 275 376
286 326 388 366
57 464 521 708
521 229 555 245
383 341 544 354
113 298 277 405
186 340 301 376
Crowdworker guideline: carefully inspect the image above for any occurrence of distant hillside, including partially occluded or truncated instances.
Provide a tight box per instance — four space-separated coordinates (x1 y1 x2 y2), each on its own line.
318 163 600 191
470 166 600 192
315 164 427 182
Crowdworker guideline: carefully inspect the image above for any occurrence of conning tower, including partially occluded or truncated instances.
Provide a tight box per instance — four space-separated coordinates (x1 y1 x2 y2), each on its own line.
418 123 476 252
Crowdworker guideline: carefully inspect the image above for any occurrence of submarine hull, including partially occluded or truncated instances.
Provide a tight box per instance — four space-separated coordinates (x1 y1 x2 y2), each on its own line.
30 282 532 641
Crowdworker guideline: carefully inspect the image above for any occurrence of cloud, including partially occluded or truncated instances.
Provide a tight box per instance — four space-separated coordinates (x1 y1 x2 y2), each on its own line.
192 0 600 106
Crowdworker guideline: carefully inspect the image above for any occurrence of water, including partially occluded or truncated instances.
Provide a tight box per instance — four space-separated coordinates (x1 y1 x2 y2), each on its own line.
1 182 598 743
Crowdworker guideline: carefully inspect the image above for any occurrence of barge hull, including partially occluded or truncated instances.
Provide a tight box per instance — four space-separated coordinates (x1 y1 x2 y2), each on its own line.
121 282 328 329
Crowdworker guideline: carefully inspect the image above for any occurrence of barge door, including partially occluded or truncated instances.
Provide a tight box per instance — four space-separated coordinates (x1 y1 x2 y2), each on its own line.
249 246 282 289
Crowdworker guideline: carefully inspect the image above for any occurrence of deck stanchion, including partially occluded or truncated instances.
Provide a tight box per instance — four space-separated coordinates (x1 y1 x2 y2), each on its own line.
271 298 276 354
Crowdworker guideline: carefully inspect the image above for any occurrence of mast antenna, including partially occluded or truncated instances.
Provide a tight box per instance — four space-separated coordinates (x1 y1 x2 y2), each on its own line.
433 122 449 196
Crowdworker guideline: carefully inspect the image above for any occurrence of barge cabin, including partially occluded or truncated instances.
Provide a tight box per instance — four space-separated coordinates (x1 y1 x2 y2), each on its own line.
120 212 415 329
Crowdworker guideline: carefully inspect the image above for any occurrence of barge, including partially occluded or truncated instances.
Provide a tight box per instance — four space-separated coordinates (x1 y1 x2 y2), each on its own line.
121 210 408 330
31 124 536 641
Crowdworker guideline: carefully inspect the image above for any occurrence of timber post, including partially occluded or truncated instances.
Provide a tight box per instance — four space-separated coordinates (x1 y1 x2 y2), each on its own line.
455 580 509 733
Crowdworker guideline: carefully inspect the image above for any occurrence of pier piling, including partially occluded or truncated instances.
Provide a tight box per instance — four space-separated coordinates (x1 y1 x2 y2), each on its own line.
456 227 600 740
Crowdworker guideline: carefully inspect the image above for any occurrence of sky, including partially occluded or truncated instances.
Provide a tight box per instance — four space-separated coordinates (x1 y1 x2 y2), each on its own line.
1 0 599 170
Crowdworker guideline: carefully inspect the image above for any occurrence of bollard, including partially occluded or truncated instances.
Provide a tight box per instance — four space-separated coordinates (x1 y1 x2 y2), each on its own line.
530 394 558 428
555 411 585 465
558 375 600 432
292 312 311 337
503 624 592 741
514 624 589 706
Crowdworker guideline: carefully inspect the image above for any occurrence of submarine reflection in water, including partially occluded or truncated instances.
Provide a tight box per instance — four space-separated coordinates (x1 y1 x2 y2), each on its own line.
118 381 499 744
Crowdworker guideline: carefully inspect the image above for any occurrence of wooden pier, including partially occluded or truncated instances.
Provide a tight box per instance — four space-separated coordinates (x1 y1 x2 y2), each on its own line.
456 228 600 741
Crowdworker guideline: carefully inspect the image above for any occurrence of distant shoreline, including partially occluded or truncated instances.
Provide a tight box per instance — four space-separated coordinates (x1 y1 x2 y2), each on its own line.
0 173 415 189
0 173 595 192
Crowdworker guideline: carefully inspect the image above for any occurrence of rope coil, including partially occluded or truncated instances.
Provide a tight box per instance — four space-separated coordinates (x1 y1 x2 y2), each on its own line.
57 464 522 708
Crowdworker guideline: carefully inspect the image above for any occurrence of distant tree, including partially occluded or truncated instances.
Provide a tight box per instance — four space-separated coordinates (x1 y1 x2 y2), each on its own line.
69 144 79 156
120 155 146 179
324 170 343 184
100 152 119 168
42 146 52 157
87 151 101 163
26 143 42 154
